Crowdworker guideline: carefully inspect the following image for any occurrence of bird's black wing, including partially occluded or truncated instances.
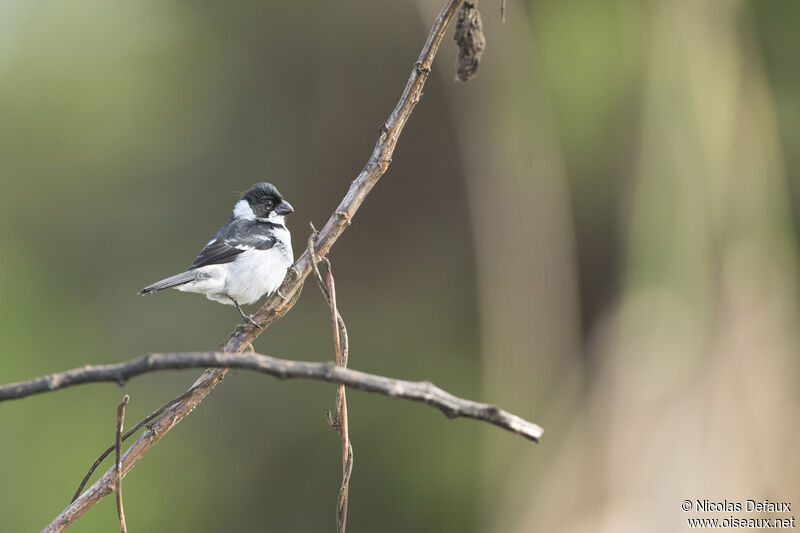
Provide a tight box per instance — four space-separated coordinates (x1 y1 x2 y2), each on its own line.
188 219 279 270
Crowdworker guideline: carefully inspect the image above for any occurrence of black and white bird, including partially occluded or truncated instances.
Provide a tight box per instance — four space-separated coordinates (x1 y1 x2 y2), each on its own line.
139 182 294 327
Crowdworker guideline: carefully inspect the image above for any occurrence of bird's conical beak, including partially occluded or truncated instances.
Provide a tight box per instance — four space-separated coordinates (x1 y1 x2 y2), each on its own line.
275 200 294 215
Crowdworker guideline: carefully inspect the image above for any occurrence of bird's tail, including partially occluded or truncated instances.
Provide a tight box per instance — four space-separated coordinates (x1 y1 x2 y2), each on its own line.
138 271 197 295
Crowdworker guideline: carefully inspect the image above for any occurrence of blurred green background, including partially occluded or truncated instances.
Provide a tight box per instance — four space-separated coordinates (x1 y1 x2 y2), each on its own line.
2 0 799 531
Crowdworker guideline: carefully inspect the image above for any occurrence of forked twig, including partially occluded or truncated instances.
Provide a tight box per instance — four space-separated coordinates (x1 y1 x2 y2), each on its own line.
70 389 195 503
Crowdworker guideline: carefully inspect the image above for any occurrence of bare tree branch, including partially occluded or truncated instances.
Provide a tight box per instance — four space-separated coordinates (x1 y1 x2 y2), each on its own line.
327 267 352 533
308 225 354 531
32 0 520 529
309 245 353 533
1 351 543 442
115 395 129 533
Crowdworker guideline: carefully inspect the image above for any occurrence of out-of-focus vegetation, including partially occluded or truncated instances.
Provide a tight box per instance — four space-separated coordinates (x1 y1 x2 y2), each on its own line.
1 0 798 531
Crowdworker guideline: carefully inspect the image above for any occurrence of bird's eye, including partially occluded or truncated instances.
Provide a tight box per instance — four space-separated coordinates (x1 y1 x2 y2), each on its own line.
265 200 274 209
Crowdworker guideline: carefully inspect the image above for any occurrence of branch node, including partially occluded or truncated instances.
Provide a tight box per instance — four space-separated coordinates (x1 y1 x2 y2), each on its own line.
334 210 351 226
307 222 324 266
324 409 340 431
485 405 501 417
441 408 458 419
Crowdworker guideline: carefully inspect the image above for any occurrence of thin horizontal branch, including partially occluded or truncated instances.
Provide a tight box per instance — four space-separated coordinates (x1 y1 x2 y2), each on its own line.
1 352 543 442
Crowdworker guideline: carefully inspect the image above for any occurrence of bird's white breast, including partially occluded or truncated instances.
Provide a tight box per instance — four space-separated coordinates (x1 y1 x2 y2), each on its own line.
223 227 293 305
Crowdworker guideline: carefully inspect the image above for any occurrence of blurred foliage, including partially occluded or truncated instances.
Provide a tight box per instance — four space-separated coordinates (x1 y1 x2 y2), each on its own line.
1 0 799 531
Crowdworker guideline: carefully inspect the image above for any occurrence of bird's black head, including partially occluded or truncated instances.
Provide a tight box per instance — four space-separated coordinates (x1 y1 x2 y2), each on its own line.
240 182 294 219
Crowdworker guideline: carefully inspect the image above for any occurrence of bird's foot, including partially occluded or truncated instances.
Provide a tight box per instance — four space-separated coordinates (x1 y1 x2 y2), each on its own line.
277 290 287 300
229 296 262 330
244 314 262 330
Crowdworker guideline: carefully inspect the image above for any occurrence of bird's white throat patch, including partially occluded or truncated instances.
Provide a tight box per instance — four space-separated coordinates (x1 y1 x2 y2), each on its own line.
266 210 286 225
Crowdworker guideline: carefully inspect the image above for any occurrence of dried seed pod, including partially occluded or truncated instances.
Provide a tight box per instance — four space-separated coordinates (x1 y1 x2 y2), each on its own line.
454 0 486 81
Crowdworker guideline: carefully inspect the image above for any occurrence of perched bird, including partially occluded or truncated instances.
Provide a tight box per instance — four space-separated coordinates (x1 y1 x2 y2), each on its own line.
139 182 294 327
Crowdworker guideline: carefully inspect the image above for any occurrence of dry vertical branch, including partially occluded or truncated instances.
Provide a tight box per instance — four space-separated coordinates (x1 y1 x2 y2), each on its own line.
115 395 129 533
309 225 353 532
327 265 352 533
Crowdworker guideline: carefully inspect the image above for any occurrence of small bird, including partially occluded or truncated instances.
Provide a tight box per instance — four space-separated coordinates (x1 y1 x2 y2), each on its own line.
139 182 294 328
